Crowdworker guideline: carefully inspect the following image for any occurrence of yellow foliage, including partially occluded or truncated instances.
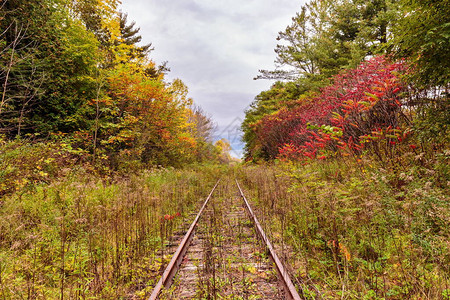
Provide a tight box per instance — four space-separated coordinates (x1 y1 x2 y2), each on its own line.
168 79 194 107
97 0 120 37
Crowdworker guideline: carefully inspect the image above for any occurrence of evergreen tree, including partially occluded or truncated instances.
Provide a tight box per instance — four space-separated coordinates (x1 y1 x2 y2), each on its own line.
118 12 153 59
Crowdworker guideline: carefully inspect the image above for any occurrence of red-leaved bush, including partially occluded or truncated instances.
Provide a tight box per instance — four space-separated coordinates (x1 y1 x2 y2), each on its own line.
254 56 409 162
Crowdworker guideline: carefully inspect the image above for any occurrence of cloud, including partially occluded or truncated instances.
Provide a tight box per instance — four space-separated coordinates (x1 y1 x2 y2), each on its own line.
120 0 304 156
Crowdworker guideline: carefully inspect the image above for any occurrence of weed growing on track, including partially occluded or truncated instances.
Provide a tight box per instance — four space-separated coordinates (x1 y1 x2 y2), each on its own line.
162 178 282 299
239 159 449 299
0 166 223 299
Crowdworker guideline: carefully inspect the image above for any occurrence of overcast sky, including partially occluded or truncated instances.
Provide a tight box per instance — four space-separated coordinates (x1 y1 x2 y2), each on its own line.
119 0 304 157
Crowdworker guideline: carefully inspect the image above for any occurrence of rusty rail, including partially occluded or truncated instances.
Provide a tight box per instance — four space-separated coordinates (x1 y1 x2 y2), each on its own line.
149 178 301 299
149 179 220 300
235 179 302 300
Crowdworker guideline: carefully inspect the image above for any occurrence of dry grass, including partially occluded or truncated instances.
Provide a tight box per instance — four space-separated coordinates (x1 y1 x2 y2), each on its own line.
0 166 222 299
238 159 450 299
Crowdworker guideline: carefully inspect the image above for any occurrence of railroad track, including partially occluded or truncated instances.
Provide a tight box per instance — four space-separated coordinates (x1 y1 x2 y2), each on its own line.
149 178 301 299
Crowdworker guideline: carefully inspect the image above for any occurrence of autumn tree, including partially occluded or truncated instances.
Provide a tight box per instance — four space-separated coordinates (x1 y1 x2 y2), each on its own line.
250 56 408 162
69 0 120 44
188 105 218 161
1 0 219 168
215 138 233 164
245 0 403 161
242 81 306 161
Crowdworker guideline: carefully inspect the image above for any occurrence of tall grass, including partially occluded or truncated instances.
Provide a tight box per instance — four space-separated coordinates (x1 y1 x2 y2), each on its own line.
0 165 222 299
239 159 449 299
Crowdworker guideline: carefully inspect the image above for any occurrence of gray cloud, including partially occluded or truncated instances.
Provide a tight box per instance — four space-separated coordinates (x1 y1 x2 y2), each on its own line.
120 0 304 157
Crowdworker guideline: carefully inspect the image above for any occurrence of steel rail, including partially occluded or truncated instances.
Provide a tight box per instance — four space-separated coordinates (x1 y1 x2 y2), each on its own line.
235 179 302 300
149 179 220 300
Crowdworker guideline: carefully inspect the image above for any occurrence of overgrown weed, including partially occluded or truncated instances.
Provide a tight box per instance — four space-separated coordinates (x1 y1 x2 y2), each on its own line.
0 164 222 298
239 157 449 299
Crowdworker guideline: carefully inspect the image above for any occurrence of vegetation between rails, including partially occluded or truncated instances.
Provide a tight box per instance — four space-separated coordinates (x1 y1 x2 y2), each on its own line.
161 178 282 299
